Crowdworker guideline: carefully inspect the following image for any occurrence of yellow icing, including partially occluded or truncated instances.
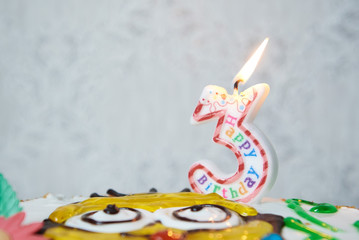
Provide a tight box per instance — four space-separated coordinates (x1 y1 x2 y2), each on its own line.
45 192 272 240
187 221 273 240
44 226 148 240
49 192 257 223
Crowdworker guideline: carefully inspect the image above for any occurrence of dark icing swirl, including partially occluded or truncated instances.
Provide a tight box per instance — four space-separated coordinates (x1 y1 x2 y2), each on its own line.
81 206 142 225
172 204 232 223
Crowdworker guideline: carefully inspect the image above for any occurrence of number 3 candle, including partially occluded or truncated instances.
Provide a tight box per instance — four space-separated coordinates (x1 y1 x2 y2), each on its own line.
189 38 278 203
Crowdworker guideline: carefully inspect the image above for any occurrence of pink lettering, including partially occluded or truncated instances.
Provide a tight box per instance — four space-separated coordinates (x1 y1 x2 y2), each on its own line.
225 114 238 127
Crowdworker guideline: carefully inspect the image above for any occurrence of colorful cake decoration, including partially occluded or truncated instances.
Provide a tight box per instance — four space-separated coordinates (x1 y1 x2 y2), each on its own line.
43 191 283 240
354 220 359 231
0 174 22 218
189 38 277 203
0 212 46 240
0 173 46 240
284 199 340 239
15 188 357 240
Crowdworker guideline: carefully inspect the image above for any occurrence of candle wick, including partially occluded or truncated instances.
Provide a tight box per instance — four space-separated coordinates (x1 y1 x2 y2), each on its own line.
233 81 239 91
233 79 244 95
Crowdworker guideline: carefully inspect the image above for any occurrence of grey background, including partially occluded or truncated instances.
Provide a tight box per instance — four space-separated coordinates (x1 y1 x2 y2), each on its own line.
0 0 358 206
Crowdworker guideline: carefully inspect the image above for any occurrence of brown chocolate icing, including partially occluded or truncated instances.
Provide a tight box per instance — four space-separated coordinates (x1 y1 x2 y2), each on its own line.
173 204 232 223
81 207 142 225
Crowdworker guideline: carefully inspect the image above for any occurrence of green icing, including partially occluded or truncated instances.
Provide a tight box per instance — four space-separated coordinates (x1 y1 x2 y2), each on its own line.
285 199 340 232
310 203 338 214
290 199 338 213
284 217 338 240
0 174 22 217
354 220 359 231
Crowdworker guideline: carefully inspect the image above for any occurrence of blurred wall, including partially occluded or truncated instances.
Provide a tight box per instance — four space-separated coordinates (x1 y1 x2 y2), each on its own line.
0 0 358 206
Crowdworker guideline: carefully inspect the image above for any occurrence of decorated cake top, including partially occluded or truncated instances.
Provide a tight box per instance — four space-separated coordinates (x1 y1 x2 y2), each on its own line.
18 189 359 240
1 169 358 240
37 190 283 240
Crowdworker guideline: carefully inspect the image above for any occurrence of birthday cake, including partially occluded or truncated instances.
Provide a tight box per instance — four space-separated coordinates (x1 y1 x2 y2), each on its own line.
1 174 359 240
12 188 359 240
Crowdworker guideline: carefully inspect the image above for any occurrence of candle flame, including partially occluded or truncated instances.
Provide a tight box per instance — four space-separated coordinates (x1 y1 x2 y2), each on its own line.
233 38 268 87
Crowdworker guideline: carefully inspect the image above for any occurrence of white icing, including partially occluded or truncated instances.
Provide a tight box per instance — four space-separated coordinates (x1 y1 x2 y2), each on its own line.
65 205 243 232
20 194 87 225
175 206 228 222
84 208 137 222
65 208 155 233
154 206 244 230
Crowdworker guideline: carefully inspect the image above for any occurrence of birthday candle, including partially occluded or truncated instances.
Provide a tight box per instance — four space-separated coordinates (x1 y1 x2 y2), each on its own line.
189 39 277 203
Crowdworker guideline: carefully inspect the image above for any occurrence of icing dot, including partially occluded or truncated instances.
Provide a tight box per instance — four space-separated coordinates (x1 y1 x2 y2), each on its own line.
310 203 337 214
353 220 359 231
103 204 120 214
262 233 283 240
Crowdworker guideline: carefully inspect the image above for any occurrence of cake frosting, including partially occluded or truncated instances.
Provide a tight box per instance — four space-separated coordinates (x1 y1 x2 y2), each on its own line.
19 190 359 240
